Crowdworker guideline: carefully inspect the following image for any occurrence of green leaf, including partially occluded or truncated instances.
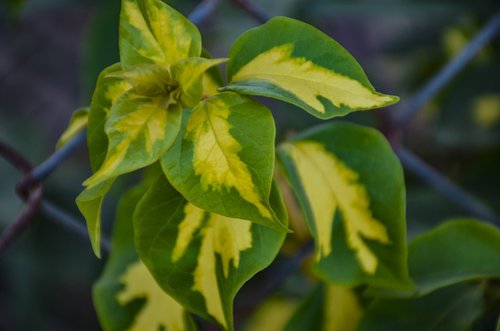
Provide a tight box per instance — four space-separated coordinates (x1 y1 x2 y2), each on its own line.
76 178 114 258
223 17 398 120
162 91 287 232
284 284 362 331
133 174 288 331
369 219 500 298
119 0 201 68
93 183 198 331
56 107 89 149
87 63 131 171
84 91 182 187
358 283 485 331
277 122 411 289
171 57 227 108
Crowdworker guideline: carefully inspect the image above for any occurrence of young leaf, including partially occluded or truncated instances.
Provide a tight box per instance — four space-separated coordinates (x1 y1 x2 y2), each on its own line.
368 219 500 298
358 284 485 331
162 91 287 231
120 0 201 68
87 63 131 171
79 63 130 257
171 57 228 108
133 175 288 331
93 183 197 331
284 284 362 331
278 122 411 289
76 178 114 258
56 107 89 149
223 17 398 119
106 64 177 97
84 91 182 187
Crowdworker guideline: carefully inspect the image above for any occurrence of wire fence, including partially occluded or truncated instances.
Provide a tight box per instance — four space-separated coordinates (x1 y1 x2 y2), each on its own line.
1 0 499 323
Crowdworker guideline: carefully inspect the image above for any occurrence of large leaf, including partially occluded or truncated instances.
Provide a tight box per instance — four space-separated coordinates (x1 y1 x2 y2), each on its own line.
358 283 485 331
277 122 411 289
369 219 500 298
84 91 182 187
284 284 362 331
162 91 287 231
133 174 288 331
119 0 201 68
223 17 398 120
93 182 197 331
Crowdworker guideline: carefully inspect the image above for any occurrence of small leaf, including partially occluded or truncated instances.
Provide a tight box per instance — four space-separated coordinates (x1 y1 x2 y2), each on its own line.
107 64 178 97
56 107 89 149
120 0 201 68
224 17 398 119
87 63 131 171
278 122 411 289
134 175 288 331
162 91 287 231
84 91 182 187
171 57 227 108
76 178 114 258
284 284 362 331
93 183 197 331
368 219 500 298
358 284 485 331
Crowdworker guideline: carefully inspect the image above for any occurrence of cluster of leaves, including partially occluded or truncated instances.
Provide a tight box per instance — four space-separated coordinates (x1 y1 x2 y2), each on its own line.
56 0 500 330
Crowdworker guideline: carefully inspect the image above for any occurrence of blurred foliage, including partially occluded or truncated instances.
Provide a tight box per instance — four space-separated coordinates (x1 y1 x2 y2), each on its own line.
2 0 500 330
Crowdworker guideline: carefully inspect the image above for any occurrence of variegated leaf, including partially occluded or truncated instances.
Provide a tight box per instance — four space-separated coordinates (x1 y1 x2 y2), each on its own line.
78 63 131 257
87 63 131 172
224 17 398 119
278 122 411 289
93 183 197 331
120 0 201 68
162 91 287 231
133 175 288 331
84 91 182 187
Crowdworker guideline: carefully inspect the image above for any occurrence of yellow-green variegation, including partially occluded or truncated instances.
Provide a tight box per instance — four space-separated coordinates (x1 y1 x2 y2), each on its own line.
278 122 411 289
223 17 398 119
93 182 197 331
162 91 287 231
79 0 226 256
83 0 226 188
133 175 288 331
77 63 130 257
283 284 363 331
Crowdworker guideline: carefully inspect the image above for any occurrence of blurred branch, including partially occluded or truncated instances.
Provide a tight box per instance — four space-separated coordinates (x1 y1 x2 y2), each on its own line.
396 148 499 225
230 0 271 24
393 11 500 127
40 201 111 253
18 131 86 195
188 0 221 26
0 186 42 254
0 136 110 254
